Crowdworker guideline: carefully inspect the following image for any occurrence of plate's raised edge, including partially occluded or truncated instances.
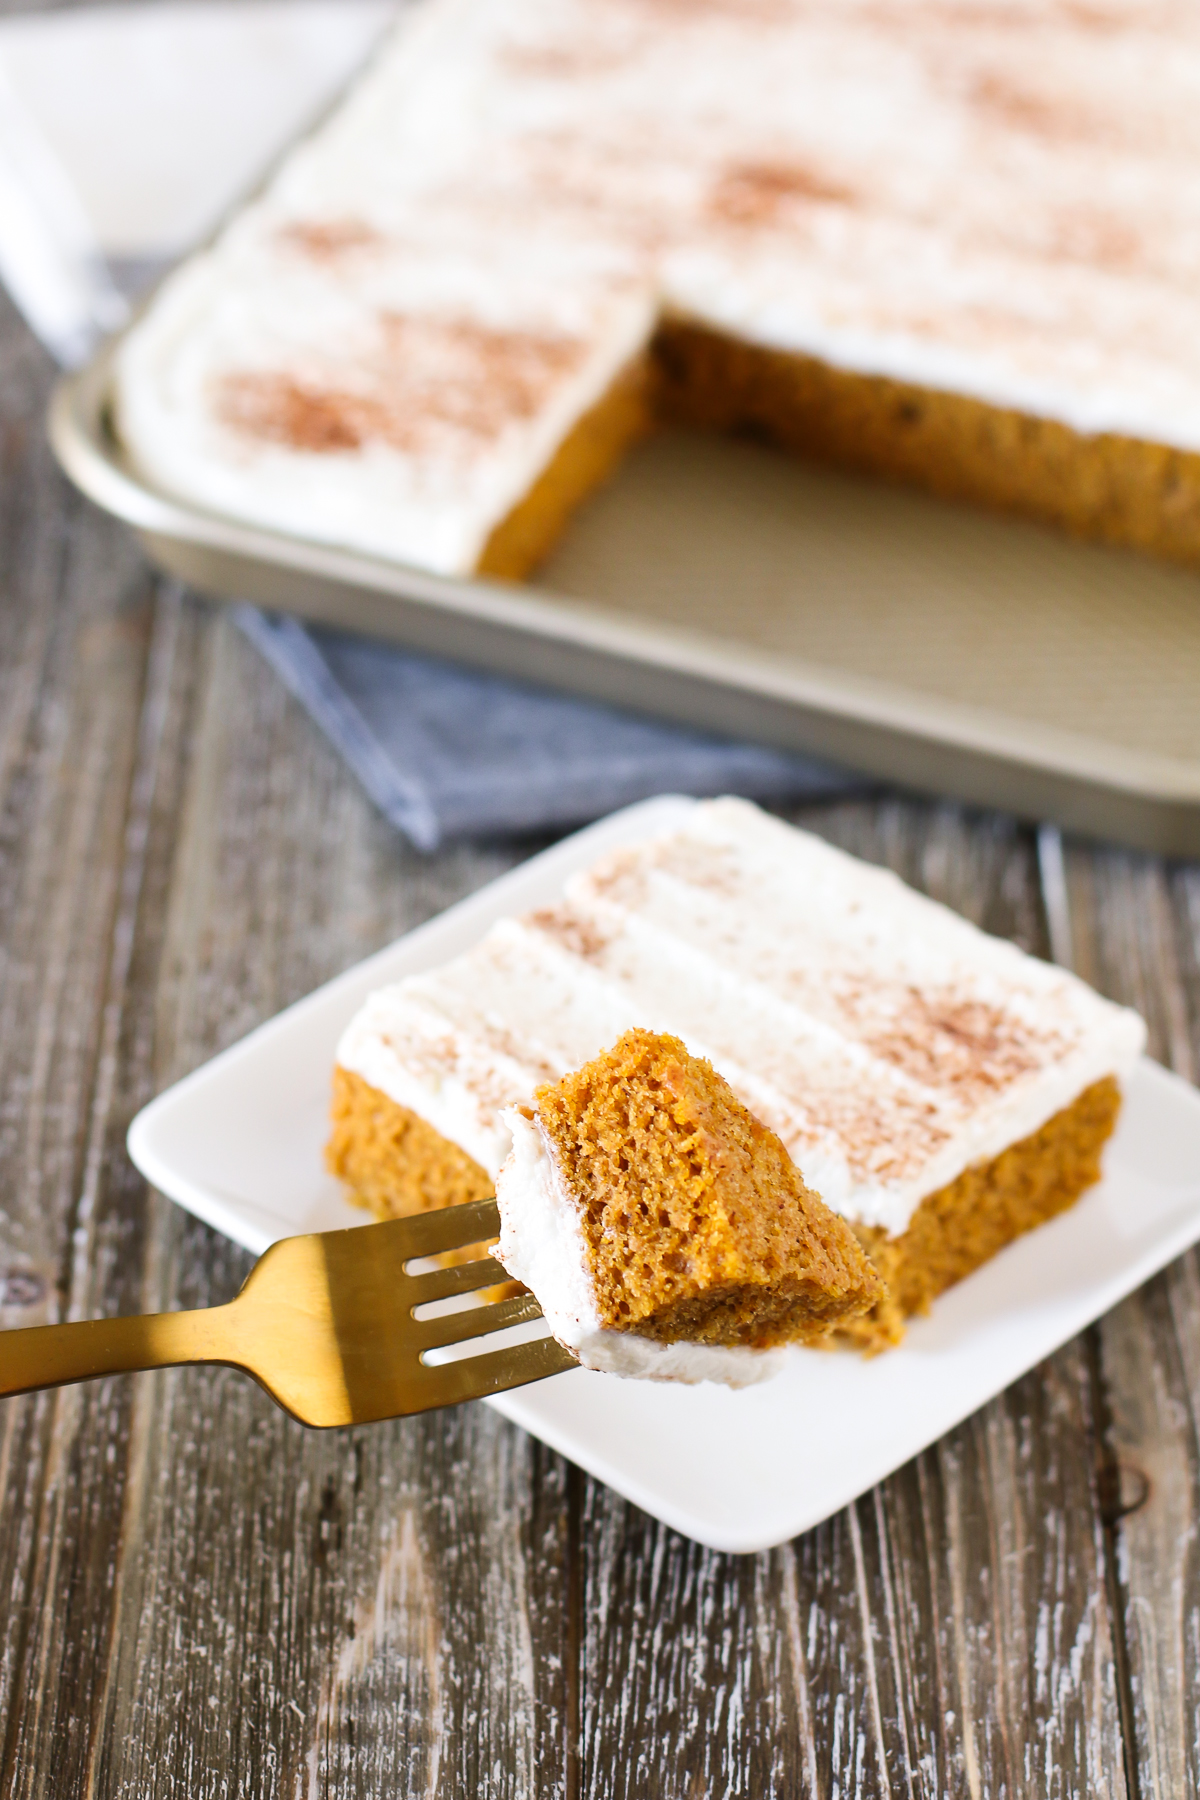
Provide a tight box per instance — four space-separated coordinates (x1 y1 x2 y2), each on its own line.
490 1055 1200 1555
49 355 1200 821
126 792 698 1223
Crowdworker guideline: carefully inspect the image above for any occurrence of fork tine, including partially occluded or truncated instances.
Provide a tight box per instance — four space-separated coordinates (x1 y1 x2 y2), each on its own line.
395 1198 501 1260
411 1335 579 1412
405 1256 510 1301
409 1290 545 1349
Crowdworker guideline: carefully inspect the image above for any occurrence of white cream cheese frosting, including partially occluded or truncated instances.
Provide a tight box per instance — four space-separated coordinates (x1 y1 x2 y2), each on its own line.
494 1106 785 1386
335 797 1147 1238
116 0 1200 576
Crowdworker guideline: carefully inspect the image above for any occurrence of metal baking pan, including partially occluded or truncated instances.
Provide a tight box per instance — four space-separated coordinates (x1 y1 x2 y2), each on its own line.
50 340 1200 854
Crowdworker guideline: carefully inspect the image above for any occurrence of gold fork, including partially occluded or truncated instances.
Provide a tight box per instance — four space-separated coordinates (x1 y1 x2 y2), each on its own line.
0 1199 577 1424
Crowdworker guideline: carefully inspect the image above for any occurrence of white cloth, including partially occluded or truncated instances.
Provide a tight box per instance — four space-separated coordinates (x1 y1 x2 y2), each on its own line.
0 0 395 359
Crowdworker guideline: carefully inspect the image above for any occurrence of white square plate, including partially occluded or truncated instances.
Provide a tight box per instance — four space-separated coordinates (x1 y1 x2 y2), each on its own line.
128 797 1200 1553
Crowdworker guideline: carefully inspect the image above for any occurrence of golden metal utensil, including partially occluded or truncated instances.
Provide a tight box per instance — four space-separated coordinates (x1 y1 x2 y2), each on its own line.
0 1199 576 1424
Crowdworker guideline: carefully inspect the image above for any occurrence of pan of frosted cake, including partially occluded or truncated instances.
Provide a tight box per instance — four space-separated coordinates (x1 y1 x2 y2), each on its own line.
49 0 1200 852
324 799 1146 1364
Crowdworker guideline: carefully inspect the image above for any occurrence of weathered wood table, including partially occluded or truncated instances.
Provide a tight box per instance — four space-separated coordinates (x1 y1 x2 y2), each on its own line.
2 92 1199 1800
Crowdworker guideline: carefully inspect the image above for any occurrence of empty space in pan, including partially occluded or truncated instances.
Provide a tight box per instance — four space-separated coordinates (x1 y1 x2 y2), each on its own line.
535 428 1200 771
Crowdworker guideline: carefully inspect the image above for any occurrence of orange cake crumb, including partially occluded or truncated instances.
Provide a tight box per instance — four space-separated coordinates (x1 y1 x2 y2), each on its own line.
531 1028 885 1347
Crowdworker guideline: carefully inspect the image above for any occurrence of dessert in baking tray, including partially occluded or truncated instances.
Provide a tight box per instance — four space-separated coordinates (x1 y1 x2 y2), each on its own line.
494 1028 885 1383
116 0 1200 580
327 799 1146 1359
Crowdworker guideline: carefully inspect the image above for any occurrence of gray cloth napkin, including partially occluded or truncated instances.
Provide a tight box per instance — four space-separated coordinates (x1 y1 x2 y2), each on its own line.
236 608 860 851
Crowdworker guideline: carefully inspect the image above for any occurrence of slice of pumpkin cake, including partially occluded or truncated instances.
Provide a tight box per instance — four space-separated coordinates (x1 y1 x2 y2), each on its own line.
494 1028 884 1386
330 799 1147 1350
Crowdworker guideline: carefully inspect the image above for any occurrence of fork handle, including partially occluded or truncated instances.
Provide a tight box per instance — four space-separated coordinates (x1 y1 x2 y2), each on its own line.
0 1305 241 1399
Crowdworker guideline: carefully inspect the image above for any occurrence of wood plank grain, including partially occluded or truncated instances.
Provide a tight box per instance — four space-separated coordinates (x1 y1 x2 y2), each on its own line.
1056 841 1200 1800
810 801 1124 1800
578 1496 808 1800
72 610 571 1800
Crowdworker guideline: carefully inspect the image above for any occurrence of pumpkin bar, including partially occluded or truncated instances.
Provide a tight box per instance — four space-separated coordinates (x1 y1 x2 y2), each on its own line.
327 799 1146 1350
